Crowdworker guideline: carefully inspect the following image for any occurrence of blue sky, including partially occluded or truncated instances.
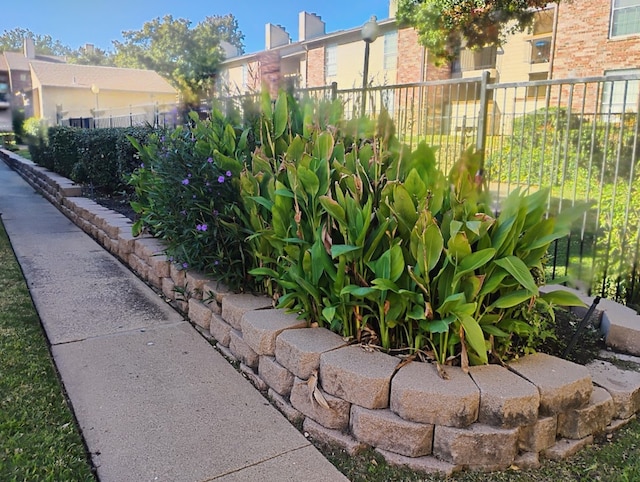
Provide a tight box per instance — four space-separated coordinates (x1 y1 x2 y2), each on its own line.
1 0 393 54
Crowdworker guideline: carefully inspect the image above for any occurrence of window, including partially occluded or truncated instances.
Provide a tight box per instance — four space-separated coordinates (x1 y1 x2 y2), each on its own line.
527 72 548 98
325 44 337 78
530 38 551 63
601 68 640 114
610 0 640 37
241 64 248 91
383 31 398 71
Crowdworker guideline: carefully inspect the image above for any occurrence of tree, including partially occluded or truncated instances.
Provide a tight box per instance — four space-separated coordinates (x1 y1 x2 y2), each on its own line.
397 0 555 63
0 27 72 56
67 45 115 66
112 14 244 104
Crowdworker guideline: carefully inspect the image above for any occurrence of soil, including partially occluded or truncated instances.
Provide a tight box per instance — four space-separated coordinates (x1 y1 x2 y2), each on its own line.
91 192 137 221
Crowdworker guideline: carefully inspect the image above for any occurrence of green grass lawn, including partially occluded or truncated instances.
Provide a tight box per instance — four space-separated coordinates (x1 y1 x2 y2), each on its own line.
0 220 95 481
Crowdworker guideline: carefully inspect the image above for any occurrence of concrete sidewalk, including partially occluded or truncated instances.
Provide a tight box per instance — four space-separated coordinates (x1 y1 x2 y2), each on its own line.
0 160 348 481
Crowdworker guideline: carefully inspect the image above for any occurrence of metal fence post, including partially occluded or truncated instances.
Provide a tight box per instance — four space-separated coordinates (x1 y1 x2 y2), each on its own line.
331 82 338 101
476 70 491 172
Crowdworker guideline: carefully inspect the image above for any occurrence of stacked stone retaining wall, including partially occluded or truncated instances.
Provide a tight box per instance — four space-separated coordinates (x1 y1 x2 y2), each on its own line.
3 149 640 476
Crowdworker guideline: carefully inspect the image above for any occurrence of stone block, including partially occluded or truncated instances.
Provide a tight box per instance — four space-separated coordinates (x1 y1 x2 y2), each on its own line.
202 280 231 304
514 452 540 470
320 346 399 409
290 377 350 431
518 416 557 453
170 263 187 288
275 328 346 380
433 424 518 467
350 406 433 457
217 343 238 363
229 329 259 369
210 313 232 347
128 253 149 280
134 236 165 259
258 356 294 396
188 298 212 330
268 389 304 425
239 364 268 391
543 436 593 461
148 254 171 278
117 230 136 257
303 418 366 456
557 386 615 439
241 310 306 356
185 270 211 300
375 449 459 477
600 299 640 356
587 360 640 419
606 414 636 433
469 364 539 428
220 293 273 331
508 353 592 415
146 273 162 290
162 277 175 301
390 363 479 428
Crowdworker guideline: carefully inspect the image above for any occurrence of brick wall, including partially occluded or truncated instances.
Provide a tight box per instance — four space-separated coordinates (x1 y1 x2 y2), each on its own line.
306 46 325 87
553 0 640 78
258 51 282 97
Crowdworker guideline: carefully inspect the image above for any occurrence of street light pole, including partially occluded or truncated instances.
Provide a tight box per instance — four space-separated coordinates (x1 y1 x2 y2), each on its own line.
361 16 379 117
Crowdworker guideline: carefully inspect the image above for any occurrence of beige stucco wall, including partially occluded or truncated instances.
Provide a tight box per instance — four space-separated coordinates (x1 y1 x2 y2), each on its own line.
34 84 176 125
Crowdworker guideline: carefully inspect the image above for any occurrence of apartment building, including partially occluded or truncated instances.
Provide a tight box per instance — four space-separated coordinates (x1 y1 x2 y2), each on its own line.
217 1 639 93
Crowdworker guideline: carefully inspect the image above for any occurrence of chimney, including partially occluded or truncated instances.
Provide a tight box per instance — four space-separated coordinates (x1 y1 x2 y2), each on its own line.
265 23 290 50
220 41 239 59
23 37 36 59
84 43 95 54
299 12 325 42
389 0 399 19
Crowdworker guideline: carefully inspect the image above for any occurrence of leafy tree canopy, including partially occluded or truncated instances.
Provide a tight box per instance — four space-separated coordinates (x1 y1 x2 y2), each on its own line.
397 0 554 63
0 28 72 57
112 14 244 104
67 45 115 66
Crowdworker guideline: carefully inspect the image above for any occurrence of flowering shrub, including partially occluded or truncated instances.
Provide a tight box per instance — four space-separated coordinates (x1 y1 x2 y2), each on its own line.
128 110 253 289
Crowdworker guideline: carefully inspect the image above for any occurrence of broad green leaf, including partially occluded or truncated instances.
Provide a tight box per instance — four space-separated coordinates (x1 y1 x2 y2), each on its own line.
314 131 335 161
340 285 376 297
479 269 508 296
274 188 295 198
372 278 400 292
286 136 305 163
541 290 587 307
454 248 496 281
404 168 427 199
448 232 472 263
248 196 273 210
460 315 488 364
391 185 418 237
274 91 288 138
420 316 454 334
389 244 405 282
319 196 346 225
490 289 532 309
481 324 509 337
498 318 534 336
331 244 361 258
437 292 466 316
298 165 320 199
494 256 539 294
249 267 279 277
322 306 336 323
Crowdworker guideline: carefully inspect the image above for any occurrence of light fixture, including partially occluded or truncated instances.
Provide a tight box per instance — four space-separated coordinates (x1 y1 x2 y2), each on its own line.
361 16 380 116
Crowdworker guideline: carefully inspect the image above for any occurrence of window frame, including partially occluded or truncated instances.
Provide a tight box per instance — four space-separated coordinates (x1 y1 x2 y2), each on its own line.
325 44 337 79
610 0 640 38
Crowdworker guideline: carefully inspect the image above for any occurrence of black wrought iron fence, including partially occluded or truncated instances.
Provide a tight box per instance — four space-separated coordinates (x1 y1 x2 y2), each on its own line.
214 72 640 306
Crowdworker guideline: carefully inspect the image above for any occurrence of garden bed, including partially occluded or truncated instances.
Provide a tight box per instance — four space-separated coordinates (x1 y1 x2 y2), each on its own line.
4 147 640 476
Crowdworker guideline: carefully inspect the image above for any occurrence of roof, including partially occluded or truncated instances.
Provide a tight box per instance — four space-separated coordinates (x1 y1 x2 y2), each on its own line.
29 61 177 94
3 51 65 71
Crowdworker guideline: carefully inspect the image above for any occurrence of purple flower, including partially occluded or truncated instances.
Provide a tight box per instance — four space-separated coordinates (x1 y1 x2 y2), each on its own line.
187 173 192 178
214 260 219 266
218 175 225 183
213 209 219 216
226 170 232 177
140 162 144 168
182 262 189 269
207 157 213 163
182 178 189 185
180 210 187 216
160 136 165 142
205 182 210 187
196 224 208 232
